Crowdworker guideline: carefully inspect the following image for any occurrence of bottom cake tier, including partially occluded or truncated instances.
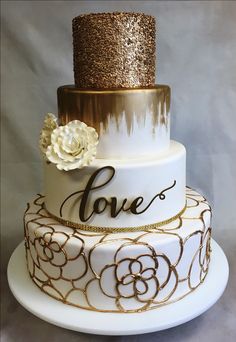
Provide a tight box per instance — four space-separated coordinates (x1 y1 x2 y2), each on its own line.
24 187 212 313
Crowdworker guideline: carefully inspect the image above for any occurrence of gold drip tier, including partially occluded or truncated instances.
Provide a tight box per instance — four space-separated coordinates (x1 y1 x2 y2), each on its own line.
57 85 170 135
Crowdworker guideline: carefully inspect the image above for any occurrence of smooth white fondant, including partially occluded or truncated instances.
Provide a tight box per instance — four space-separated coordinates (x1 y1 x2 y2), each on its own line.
24 188 212 313
96 111 170 159
8 240 228 334
44 141 186 228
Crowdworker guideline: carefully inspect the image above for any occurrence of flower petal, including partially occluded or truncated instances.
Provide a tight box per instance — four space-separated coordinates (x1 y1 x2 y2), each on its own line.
45 120 99 171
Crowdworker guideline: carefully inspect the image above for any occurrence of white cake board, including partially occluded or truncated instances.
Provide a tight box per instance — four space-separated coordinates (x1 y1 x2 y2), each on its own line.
7 240 228 336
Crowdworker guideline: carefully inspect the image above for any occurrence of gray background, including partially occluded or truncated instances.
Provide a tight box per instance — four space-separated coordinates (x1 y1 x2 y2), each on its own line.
1 1 236 341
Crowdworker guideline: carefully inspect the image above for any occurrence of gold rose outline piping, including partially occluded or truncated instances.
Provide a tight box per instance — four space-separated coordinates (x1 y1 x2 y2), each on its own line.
24 188 212 313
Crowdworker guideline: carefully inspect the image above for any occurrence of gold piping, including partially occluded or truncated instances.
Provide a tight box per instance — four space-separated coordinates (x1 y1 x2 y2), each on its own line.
24 189 212 313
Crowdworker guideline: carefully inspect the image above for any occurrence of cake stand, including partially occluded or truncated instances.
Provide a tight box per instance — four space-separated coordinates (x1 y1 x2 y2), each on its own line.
7 240 228 336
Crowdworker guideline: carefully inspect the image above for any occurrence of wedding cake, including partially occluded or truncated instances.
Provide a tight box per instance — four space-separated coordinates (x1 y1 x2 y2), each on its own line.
24 12 212 313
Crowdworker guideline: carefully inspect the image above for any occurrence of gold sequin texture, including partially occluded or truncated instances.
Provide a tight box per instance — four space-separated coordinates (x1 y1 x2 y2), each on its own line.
24 188 212 313
72 12 156 88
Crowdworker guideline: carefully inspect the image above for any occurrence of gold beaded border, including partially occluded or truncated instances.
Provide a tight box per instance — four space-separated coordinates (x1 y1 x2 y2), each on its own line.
43 204 187 233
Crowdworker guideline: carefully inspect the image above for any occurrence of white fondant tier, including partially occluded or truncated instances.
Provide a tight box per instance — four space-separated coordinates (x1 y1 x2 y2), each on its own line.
44 141 186 229
24 188 212 313
57 86 170 159
96 112 170 159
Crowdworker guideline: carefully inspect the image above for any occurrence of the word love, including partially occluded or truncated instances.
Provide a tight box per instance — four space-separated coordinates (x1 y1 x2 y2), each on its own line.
60 166 176 222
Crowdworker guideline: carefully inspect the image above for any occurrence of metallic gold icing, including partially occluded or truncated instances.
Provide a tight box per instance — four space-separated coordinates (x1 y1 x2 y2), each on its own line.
57 85 170 135
72 12 156 88
24 188 212 313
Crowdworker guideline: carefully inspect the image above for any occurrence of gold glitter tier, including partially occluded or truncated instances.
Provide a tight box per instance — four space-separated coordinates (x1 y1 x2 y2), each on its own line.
57 85 170 135
72 12 156 88
24 188 212 313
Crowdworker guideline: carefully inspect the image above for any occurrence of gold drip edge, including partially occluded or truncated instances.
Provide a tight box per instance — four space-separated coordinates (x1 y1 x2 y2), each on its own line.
43 204 187 233
57 84 170 134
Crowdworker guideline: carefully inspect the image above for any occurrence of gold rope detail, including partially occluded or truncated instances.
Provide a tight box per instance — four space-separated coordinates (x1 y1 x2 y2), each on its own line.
43 204 187 233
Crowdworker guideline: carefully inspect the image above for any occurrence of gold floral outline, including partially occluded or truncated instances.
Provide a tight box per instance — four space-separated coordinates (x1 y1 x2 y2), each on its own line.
24 188 212 313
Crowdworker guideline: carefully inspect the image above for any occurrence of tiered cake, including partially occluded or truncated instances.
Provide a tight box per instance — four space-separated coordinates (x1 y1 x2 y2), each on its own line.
24 13 212 313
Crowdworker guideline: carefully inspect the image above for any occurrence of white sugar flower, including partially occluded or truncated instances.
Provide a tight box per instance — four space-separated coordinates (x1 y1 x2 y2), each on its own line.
39 113 58 157
46 120 99 171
